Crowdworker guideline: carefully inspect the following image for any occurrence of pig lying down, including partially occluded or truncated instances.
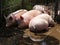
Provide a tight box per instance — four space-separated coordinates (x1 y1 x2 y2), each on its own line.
17 10 42 28
33 5 52 15
5 9 28 27
29 13 55 33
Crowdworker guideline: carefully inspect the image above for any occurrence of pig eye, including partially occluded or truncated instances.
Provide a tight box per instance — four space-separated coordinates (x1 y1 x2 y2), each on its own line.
9 16 13 20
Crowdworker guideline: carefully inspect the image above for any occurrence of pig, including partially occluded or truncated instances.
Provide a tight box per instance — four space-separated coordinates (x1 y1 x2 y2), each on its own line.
5 9 28 27
29 14 55 32
33 5 52 15
17 10 42 28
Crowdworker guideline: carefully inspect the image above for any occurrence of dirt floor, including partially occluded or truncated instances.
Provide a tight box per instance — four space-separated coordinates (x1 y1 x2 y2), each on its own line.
0 23 60 45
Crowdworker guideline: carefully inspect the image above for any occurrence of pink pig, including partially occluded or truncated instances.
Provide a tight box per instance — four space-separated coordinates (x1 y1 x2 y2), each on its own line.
29 14 55 32
33 5 51 15
17 10 42 28
5 9 28 27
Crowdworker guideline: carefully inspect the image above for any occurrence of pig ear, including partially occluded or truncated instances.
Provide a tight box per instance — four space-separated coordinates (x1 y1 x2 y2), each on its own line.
20 16 23 20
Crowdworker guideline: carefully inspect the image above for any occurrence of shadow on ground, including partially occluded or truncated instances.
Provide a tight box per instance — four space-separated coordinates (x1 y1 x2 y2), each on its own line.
0 35 60 45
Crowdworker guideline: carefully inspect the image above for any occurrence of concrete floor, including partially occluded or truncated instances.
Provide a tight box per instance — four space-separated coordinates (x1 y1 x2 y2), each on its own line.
0 23 60 45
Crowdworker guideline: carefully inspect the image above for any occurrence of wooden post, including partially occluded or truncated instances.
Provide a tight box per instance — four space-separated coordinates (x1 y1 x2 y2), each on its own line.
54 0 58 20
0 0 2 27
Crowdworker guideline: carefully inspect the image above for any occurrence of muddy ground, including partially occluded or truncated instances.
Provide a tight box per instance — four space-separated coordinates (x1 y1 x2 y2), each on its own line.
0 23 60 45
